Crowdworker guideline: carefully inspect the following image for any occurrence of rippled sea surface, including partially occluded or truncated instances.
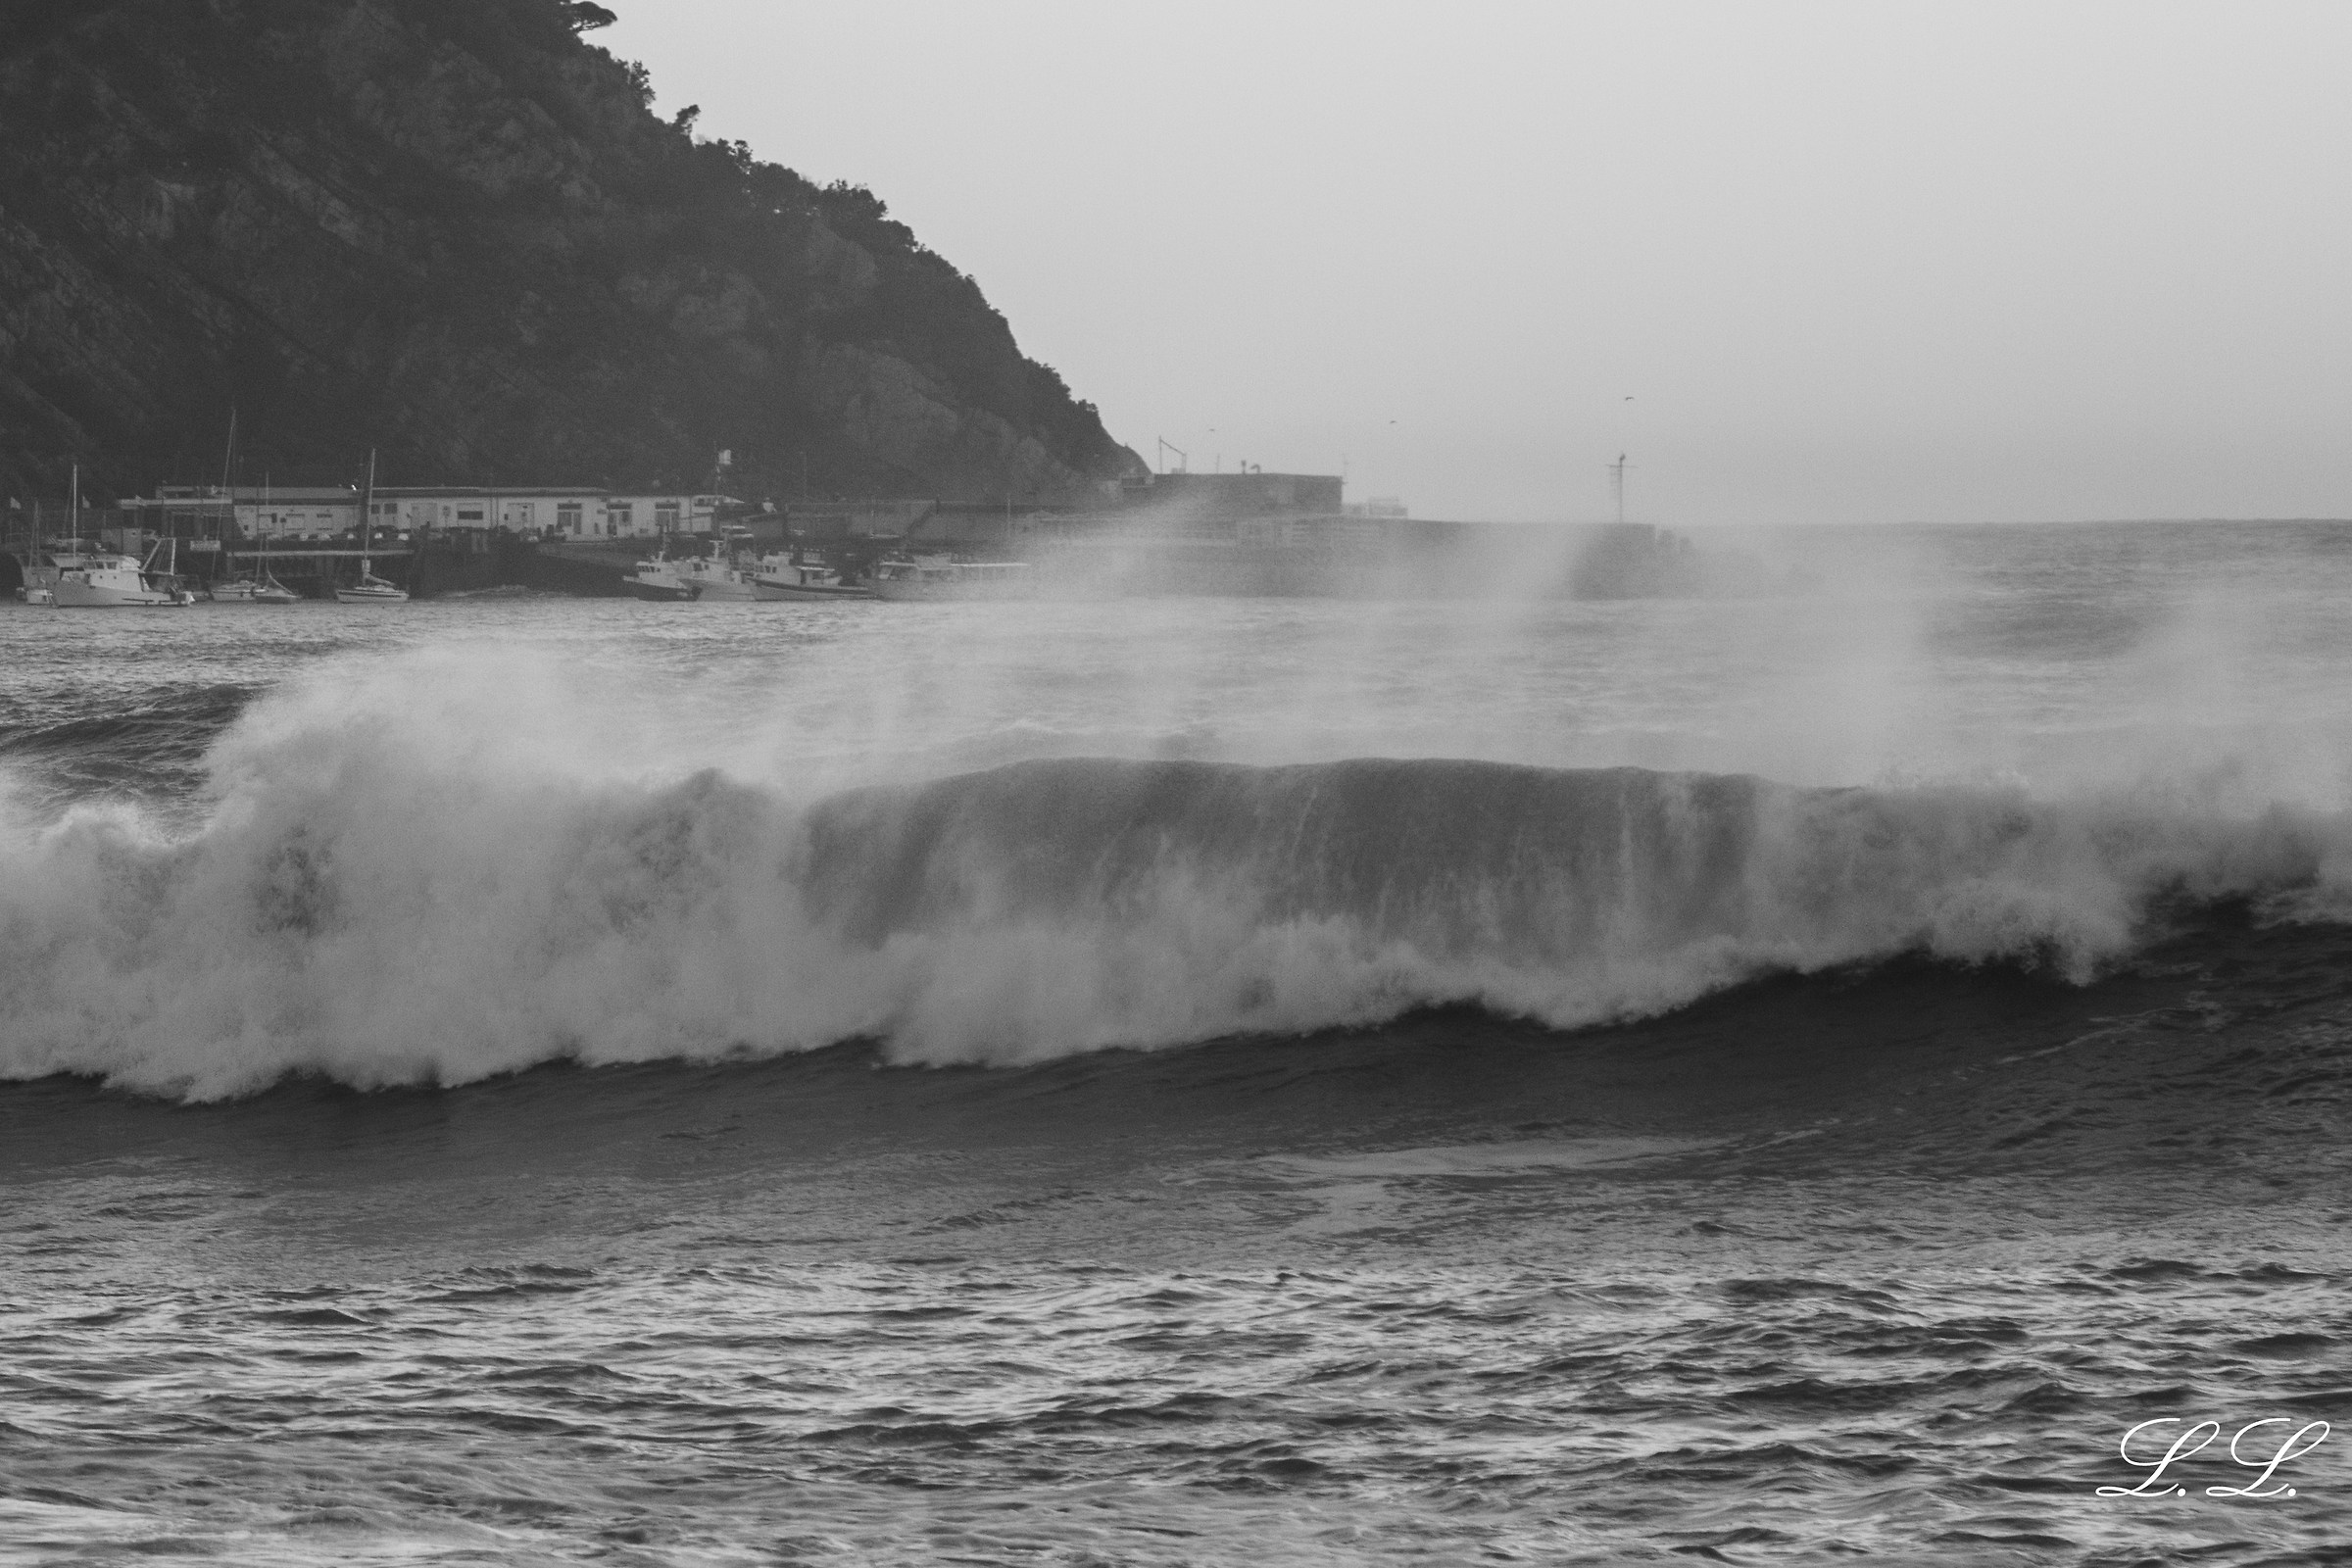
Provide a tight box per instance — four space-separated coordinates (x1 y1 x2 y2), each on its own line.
4 523 2351 1565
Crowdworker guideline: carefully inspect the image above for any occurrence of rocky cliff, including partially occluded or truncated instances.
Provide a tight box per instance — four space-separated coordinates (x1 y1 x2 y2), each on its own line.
0 0 1143 504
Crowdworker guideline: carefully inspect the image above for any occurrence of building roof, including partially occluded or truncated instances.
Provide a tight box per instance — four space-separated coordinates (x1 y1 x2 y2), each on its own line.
124 486 356 506
373 486 608 499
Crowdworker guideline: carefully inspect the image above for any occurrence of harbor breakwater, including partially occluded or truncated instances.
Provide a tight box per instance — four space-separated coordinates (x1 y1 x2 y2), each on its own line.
4 520 1737 602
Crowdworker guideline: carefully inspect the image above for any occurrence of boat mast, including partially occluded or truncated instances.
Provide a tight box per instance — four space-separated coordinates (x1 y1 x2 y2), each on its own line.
359 448 375 578
68 463 77 551
218 406 236 566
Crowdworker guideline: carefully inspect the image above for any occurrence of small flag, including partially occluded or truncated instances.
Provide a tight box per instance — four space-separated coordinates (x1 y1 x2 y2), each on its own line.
7 497 19 510
717 450 732 468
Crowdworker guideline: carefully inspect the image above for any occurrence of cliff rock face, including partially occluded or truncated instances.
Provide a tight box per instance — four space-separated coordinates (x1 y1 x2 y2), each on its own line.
0 0 1144 502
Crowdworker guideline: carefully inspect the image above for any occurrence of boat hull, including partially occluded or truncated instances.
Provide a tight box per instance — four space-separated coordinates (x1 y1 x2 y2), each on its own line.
54 582 183 607
690 578 778 602
754 579 875 601
212 581 298 604
334 586 410 604
870 579 1037 602
630 564 782 601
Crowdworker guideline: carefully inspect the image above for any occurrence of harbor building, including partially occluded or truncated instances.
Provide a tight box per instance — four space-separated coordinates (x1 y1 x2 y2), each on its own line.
237 487 366 539
367 489 730 541
120 484 360 541
116 486 731 543
1141 471 1345 528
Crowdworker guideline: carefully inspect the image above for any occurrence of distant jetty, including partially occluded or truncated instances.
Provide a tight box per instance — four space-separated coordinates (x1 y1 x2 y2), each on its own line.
4 470 1727 602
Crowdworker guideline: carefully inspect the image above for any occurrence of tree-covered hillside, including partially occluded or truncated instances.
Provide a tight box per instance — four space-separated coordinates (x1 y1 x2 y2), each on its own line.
0 0 1143 502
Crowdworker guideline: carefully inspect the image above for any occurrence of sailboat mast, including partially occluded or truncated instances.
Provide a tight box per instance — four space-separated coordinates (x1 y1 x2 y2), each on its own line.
360 448 376 572
217 406 237 570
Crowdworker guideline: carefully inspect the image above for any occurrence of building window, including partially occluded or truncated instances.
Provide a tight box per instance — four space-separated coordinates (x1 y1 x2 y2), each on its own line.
457 508 484 522
655 501 681 532
610 503 634 535
558 502 582 534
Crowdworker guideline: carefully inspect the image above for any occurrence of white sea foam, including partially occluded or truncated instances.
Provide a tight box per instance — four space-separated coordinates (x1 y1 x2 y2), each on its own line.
2 646 2346 1101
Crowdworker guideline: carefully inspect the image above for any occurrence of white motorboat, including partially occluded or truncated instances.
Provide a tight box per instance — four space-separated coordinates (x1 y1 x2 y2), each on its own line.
870 557 1037 602
50 460 196 606
680 554 779 601
629 546 780 601
624 553 701 601
751 553 874 600
28 466 192 606
55 549 195 608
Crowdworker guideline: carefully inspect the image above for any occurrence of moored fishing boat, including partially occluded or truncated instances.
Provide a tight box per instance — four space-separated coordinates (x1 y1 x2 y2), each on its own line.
869 557 1037 602
55 547 196 608
623 552 702 601
679 552 780 601
46 466 195 607
751 553 873 600
629 543 779 601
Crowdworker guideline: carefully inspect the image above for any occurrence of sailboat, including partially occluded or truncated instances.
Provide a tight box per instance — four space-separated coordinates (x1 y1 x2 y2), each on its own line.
215 475 299 604
334 450 409 604
247 514 299 606
18 499 62 604
211 416 299 604
217 527 300 603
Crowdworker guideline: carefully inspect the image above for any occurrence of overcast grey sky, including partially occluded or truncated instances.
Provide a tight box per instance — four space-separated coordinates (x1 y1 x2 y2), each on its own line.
601 2 2351 524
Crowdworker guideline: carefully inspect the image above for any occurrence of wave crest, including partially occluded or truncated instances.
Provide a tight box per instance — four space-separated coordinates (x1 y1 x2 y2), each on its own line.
2 706 2342 1098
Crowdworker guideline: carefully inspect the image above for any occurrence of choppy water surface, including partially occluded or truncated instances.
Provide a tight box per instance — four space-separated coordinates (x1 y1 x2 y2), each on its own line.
3 522 2349 1565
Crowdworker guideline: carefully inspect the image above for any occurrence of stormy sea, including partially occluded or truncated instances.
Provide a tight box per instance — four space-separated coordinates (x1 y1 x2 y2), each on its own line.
2 520 2347 1567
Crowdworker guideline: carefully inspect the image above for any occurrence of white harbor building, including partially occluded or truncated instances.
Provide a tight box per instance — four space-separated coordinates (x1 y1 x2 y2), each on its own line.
366 489 730 541
120 485 731 542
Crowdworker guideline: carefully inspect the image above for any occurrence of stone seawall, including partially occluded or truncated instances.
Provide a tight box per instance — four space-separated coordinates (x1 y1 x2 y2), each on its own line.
516 540 643 597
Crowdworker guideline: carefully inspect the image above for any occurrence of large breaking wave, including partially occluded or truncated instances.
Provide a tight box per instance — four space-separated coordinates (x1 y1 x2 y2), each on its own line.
3 671 2347 1100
